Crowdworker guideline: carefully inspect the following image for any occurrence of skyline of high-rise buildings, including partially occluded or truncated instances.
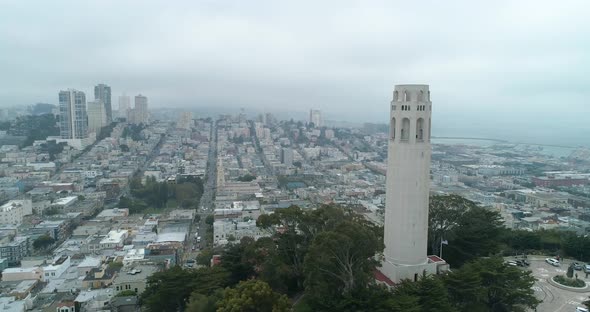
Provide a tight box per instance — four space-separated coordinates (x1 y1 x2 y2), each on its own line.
58 89 88 140
55 83 150 140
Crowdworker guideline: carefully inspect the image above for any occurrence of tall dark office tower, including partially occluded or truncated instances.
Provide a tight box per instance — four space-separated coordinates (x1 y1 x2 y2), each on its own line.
94 84 112 123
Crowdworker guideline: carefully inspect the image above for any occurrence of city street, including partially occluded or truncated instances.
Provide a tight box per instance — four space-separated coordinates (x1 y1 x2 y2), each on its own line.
182 120 217 264
517 257 590 312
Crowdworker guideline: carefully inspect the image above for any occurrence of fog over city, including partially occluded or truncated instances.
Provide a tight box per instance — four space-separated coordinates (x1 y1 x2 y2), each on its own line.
1 1 589 145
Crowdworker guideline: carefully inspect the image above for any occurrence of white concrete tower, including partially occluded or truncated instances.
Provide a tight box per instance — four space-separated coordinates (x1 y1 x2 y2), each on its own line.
381 84 435 283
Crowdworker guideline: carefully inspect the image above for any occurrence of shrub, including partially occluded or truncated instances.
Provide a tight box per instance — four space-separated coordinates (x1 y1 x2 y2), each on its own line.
553 275 585 288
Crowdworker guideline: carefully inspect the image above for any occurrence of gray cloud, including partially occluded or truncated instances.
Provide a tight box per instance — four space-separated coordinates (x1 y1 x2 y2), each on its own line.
1 0 589 143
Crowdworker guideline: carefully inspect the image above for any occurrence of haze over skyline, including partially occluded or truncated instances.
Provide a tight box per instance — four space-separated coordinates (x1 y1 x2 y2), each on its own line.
1 1 589 145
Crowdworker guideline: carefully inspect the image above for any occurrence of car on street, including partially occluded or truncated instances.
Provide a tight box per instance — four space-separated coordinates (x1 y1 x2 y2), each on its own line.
572 262 583 270
584 264 590 273
576 307 589 312
515 259 530 267
506 260 518 266
545 258 560 267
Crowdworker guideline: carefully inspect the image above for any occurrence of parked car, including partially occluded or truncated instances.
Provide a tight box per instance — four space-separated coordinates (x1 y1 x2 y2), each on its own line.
515 259 530 267
572 262 583 270
584 264 590 273
545 258 560 267
576 307 589 312
506 260 518 266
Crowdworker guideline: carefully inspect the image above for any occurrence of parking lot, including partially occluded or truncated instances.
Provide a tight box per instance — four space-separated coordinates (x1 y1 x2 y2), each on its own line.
516 256 590 311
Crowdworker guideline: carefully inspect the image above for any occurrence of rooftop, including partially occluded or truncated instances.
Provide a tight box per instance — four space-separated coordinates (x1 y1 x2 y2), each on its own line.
53 196 78 206
113 264 159 284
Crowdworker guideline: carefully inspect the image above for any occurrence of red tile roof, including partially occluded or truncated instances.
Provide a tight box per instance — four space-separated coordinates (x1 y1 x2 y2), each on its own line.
374 269 395 286
428 255 445 263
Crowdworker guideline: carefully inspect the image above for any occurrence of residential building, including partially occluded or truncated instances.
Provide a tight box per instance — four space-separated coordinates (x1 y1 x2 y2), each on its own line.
83 267 117 289
41 255 70 281
1 266 42 281
0 236 29 265
59 89 88 139
111 296 139 312
100 230 128 249
118 94 130 119
77 257 101 277
94 83 112 123
178 112 193 129
309 109 321 127
112 264 158 295
129 94 148 124
87 100 106 134
281 148 293 166
0 199 32 225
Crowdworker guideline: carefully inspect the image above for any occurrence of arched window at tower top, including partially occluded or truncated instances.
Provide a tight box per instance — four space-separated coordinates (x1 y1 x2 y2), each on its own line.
416 118 424 142
418 90 424 102
393 91 399 101
404 91 411 102
401 118 410 141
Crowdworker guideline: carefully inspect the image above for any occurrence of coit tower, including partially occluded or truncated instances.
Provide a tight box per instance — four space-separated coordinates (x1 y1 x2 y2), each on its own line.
381 84 435 283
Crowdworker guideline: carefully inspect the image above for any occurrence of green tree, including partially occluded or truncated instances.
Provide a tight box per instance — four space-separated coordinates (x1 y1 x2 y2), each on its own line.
237 174 257 182
444 257 540 311
141 266 230 312
120 144 130 152
303 220 383 308
394 275 455 312
33 235 55 250
220 238 257 285
108 261 124 271
196 248 213 266
216 280 290 312
186 290 224 312
205 215 214 225
317 284 422 312
428 194 475 256
443 206 504 266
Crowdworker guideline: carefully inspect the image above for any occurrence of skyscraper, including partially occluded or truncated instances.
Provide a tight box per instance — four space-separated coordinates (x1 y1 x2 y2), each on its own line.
94 84 112 123
131 94 148 124
118 94 130 119
87 100 106 134
178 112 193 129
381 84 444 283
59 89 88 139
309 109 321 127
281 148 294 166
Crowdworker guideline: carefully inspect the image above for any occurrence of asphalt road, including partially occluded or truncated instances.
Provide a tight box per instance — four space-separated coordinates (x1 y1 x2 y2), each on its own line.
183 121 217 264
517 256 590 312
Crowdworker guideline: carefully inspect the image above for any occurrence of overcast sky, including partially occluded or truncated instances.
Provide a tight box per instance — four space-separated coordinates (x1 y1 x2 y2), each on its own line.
1 1 589 142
